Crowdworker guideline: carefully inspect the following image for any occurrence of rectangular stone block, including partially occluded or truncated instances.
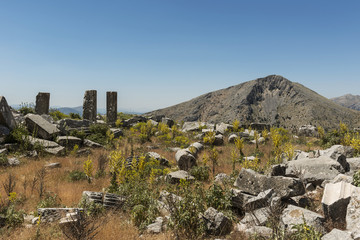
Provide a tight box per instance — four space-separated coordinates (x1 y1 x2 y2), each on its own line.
35 92 50 115
83 90 97 121
25 114 60 140
106 91 117 125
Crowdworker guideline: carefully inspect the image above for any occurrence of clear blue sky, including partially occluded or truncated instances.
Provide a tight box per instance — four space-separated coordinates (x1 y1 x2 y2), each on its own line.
0 0 359 112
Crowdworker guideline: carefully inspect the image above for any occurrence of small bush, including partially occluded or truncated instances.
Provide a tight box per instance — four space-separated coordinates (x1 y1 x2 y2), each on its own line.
190 166 210 181
18 102 35 115
4 204 24 228
353 170 360 187
37 192 62 209
69 112 81 119
67 170 87 182
0 154 8 166
78 197 105 217
49 109 69 121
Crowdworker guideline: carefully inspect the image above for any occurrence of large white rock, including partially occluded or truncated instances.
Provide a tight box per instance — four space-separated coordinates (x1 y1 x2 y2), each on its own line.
346 187 360 232
321 228 352 240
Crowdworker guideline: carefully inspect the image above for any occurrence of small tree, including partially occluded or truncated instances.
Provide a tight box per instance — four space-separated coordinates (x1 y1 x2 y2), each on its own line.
83 157 94 184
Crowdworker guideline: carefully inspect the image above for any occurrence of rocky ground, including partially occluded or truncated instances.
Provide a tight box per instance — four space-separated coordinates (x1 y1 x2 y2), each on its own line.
1 96 360 239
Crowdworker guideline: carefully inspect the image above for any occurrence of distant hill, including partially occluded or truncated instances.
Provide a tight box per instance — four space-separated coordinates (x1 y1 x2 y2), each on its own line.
331 94 360 111
146 75 360 131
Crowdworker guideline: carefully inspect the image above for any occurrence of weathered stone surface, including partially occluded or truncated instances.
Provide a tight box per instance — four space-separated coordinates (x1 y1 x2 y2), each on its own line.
26 136 59 148
203 207 232 236
214 134 224 146
346 187 360 232
25 114 60 140
37 208 83 223
103 192 125 208
44 146 65 156
231 189 254 210
285 156 348 185
8 157 20 166
270 164 287 176
347 157 360 174
0 148 8 155
45 162 61 169
175 149 196 171
83 90 97 121
182 121 211 132
0 125 10 144
321 228 353 240
228 134 238 143
240 207 269 226
281 205 325 233
122 116 147 127
321 145 355 159
236 223 273 239
234 168 305 199
35 92 50 115
83 139 104 148
146 217 164 234
57 119 91 134
161 117 174 128
76 148 92 157
298 125 317 137
189 142 203 154
56 136 82 149
146 152 169 166
0 96 16 130
244 189 274 211
82 191 103 204
322 182 355 224
110 128 123 138
216 123 232 134
214 173 230 184
166 170 195 184
106 91 117 125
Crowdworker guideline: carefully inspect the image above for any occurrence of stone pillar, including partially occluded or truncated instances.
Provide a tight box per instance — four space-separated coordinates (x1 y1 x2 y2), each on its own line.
83 90 97 121
35 92 50 115
106 91 117 125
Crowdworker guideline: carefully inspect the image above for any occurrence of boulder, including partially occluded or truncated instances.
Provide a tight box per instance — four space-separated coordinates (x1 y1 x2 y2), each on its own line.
146 217 164 234
188 142 204 155
321 228 353 240
161 117 174 128
270 164 287 176
285 155 349 185
281 205 325 233
321 182 356 223
109 128 123 138
240 207 269 226
203 207 232 236
83 139 104 148
228 134 238 143
346 187 360 232
122 116 147 127
234 168 305 199
298 125 317 137
0 96 16 130
214 134 224 146
182 121 210 132
146 152 170 166
321 145 355 159
25 136 65 155
0 148 8 155
214 173 230 184
236 223 273 239
44 146 66 156
166 170 195 184
56 136 82 149
244 189 275 211
25 114 60 140
347 157 360 174
8 157 20 166
216 123 232 134
175 149 196 171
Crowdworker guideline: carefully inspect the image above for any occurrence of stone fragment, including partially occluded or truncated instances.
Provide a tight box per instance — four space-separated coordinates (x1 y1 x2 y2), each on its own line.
216 123 232 134
161 117 174 128
106 91 117 125
321 228 353 240
236 223 273 239
281 205 325 233
57 119 91 134
165 170 195 184
240 207 269 226
234 168 305 199
25 113 60 140
146 217 164 234
346 187 360 232
83 139 104 148
298 125 317 137
35 92 50 115
146 152 169 166
44 146 65 156
214 134 224 146
270 164 286 176
56 136 82 149
0 148 8 155
110 128 123 138
83 90 97 121
82 191 103 204
182 121 211 132
203 207 232 236
45 162 61 169
0 96 16 130
103 192 125 208
244 189 274 211
228 134 238 143
231 189 254 210
37 208 83 223
175 149 196 171
214 173 230 184
8 157 20 166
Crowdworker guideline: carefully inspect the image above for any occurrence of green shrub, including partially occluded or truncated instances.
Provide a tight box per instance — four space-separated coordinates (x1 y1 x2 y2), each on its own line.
0 154 8 166
78 197 105 217
4 204 24 228
189 166 210 181
67 170 87 182
86 124 110 145
37 192 62 209
205 184 232 213
18 102 35 115
69 112 81 119
49 109 69 121
290 218 322 240
353 170 360 187
70 130 86 140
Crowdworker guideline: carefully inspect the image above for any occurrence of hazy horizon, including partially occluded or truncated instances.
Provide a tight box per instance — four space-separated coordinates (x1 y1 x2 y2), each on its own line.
1 1 359 112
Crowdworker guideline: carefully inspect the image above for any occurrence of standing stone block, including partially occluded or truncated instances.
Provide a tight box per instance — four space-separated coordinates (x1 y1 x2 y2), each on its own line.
35 92 50 115
0 96 16 130
106 91 117 125
83 90 97 121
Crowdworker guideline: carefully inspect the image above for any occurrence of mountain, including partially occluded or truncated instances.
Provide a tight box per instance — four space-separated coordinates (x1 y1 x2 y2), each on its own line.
331 94 360 111
146 75 360 131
